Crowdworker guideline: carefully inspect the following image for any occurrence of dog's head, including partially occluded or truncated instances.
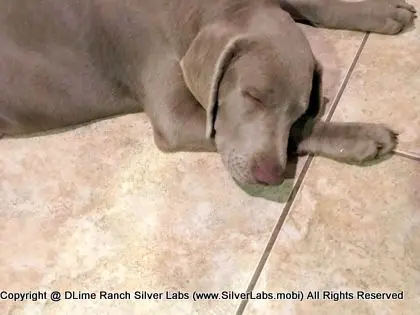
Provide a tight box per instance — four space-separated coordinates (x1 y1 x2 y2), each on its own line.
181 10 322 185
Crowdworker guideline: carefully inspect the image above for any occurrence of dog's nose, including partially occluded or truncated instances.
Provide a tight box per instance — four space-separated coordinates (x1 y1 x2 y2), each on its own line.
252 159 284 185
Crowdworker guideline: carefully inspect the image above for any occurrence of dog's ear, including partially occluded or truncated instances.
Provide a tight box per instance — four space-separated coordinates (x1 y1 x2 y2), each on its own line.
307 60 324 119
288 60 324 154
180 23 246 138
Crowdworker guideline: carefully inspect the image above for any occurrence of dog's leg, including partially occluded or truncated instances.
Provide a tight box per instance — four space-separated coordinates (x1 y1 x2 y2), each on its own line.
293 121 398 163
150 101 217 153
279 0 416 34
144 62 217 153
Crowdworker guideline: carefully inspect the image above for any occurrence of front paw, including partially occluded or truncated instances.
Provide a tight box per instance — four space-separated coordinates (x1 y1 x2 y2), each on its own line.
330 123 398 163
364 0 417 34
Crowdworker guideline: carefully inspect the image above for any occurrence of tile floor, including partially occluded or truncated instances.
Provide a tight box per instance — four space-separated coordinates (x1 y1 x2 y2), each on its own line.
0 10 419 315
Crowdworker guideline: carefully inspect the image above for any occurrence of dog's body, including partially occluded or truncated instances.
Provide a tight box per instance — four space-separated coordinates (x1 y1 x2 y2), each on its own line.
0 0 416 185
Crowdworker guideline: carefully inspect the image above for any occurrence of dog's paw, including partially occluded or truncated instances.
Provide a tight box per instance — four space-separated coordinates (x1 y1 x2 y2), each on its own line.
365 0 417 34
334 124 398 163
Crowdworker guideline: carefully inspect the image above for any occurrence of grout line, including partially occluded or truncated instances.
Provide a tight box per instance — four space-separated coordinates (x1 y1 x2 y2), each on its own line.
324 33 370 122
235 33 370 315
393 149 420 162
234 155 314 315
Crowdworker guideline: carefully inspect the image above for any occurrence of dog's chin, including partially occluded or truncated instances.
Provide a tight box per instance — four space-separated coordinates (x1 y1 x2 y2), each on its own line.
227 166 257 185
218 150 256 185
224 157 287 187
232 174 259 185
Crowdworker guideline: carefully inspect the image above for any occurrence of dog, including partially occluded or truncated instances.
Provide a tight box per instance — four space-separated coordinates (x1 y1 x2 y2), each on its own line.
0 0 416 185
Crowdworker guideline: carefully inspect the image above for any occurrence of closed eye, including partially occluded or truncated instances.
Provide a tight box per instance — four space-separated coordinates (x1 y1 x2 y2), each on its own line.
241 88 263 105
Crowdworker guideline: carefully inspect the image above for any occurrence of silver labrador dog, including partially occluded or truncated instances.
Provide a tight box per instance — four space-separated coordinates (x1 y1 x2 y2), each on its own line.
0 0 416 185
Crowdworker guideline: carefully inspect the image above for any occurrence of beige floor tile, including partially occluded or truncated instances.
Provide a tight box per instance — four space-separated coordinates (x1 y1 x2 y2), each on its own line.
0 115 282 315
0 29 363 315
243 156 420 315
330 19 420 155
